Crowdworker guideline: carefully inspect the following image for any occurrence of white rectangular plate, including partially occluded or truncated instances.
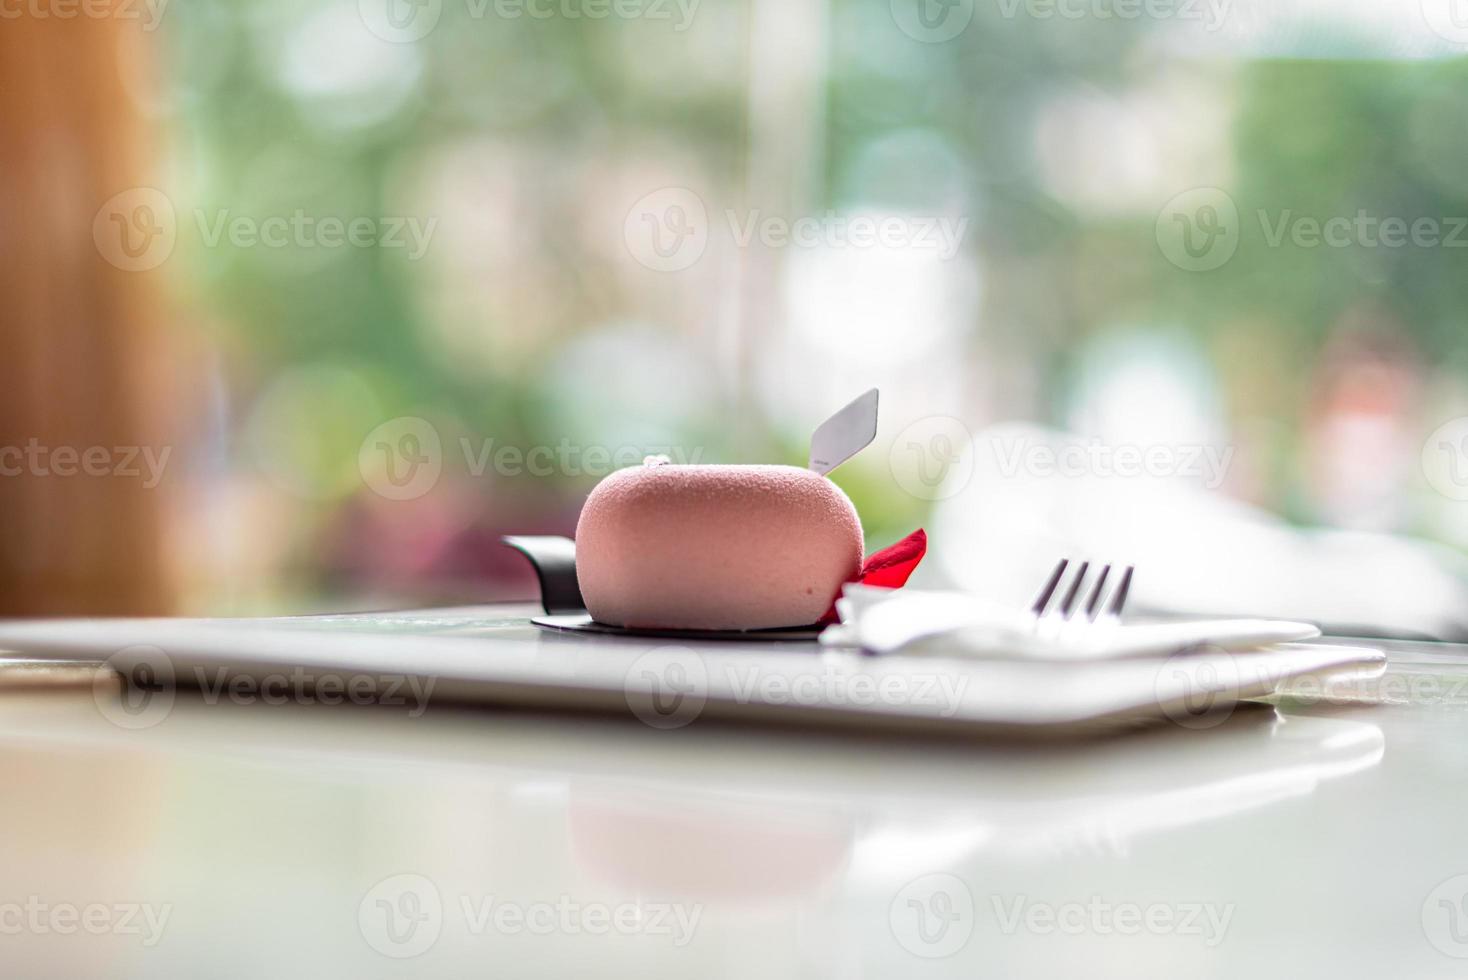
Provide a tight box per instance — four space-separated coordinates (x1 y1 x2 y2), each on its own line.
0 607 1384 737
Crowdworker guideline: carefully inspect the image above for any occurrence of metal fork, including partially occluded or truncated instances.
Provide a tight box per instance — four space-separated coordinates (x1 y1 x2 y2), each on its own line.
1031 559 1134 638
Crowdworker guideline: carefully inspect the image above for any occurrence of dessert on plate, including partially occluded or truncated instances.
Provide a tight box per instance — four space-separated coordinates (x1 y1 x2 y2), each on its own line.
509 390 926 635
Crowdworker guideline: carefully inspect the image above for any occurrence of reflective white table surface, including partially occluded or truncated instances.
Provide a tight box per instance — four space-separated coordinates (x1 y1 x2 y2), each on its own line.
1 608 1465 979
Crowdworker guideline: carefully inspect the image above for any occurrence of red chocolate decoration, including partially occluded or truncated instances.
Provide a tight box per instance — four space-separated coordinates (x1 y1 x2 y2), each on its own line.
821 528 927 624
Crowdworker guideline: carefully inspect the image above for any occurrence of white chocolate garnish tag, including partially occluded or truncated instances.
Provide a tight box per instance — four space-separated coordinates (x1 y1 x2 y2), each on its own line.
809 389 879 476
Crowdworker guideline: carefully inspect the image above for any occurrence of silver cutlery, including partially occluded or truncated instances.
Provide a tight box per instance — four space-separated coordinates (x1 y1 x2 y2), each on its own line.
1031 559 1134 640
832 558 1321 659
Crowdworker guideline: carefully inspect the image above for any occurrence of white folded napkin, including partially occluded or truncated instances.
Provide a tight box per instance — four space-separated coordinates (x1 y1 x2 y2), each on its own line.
822 585 1321 661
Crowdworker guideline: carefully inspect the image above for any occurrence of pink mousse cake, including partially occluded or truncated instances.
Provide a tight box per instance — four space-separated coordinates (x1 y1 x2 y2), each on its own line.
575 463 864 631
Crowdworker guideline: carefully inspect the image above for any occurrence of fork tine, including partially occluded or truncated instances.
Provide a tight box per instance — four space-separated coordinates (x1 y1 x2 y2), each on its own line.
1057 561 1091 619
1030 559 1070 617
1031 559 1134 641
1082 564 1112 620
1105 565 1134 619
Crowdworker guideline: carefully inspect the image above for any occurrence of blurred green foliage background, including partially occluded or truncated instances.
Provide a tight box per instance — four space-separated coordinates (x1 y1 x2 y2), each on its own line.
149 0 1468 611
